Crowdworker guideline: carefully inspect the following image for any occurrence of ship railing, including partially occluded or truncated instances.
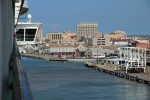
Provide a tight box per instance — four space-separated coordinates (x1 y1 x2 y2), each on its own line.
9 39 33 100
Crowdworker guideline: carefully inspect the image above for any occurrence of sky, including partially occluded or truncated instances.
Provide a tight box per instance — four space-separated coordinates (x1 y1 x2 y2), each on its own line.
23 0 150 35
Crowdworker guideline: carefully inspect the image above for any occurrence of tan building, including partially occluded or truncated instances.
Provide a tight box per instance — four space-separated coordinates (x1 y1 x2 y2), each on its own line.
93 37 110 46
49 44 87 57
48 31 77 44
76 22 99 39
96 33 103 37
48 32 62 44
37 28 43 38
62 31 77 44
104 30 126 39
35 28 43 43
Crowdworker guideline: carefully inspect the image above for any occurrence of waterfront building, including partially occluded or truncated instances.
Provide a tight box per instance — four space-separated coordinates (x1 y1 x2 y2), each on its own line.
84 38 93 46
133 43 150 49
132 36 150 43
119 47 147 73
49 44 87 58
111 39 129 47
49 44 75 57
16 14 42 45
136 40 150 43
76 22 99 39
131 38 150 49
87 47 105 58
76 44 87 57
100 46 118 53
103 47 147 73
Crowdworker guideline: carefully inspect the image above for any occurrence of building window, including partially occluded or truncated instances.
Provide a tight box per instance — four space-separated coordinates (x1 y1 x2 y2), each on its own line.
25 29 36 41
52 34 53 39
16 29 24 41
54 34 56 39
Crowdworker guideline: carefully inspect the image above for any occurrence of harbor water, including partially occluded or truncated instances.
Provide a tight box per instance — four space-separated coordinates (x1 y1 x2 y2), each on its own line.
21 57 150 100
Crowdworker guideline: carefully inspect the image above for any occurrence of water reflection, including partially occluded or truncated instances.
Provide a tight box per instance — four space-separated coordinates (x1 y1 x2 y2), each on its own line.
22 58 150 100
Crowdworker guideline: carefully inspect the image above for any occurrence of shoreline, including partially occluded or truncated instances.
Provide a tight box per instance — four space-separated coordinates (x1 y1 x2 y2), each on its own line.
85 61 150 86
21 54 51 60
21 54 150 86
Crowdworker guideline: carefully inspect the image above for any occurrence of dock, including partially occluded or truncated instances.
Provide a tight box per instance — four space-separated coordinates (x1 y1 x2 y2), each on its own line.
49 58 68 61
21 54 50 60
85 62 150 85
21 54 68 61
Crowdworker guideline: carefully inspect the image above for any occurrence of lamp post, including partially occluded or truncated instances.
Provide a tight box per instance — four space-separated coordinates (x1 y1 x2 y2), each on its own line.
97 46 98 62
66 48 67 57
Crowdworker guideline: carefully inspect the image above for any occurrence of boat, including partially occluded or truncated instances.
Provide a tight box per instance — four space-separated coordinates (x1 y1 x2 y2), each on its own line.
68 58 97 62
16 14 42 46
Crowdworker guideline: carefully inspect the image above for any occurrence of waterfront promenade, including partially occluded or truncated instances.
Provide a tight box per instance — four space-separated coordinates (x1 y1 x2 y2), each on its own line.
85 62 150 85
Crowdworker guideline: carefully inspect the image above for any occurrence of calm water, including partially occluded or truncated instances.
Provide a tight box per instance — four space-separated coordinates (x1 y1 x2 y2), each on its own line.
21 57 150 100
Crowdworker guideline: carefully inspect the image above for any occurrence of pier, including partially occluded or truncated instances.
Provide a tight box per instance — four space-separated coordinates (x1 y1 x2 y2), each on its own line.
85 62 150 85
21 54 68 61
21 54 50 60
49 58 68 61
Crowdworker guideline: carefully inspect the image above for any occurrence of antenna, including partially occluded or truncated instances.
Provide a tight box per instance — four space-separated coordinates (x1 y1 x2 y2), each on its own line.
51 24 59 32
42 23 60 33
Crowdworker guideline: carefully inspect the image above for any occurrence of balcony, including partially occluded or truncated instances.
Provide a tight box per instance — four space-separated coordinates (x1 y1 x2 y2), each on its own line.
15 0 29 25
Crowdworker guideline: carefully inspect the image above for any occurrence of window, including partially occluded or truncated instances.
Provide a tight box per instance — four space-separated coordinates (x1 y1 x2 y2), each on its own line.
52 34 54 39
54 34 55 39
25 29 36 41
16 29 24 41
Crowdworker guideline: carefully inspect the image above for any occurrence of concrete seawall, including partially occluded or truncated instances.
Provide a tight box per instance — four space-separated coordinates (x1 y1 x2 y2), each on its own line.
21 54 50 60
85 62 150 85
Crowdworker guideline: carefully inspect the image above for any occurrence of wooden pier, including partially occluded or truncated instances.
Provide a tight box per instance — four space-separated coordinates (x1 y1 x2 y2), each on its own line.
85 62 150 85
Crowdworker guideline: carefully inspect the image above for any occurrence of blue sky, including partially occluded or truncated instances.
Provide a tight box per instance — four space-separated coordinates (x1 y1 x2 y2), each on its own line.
25 0 150 35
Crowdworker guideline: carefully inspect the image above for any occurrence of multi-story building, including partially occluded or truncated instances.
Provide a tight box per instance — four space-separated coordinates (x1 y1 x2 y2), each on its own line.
132 42 150 49
131 37 150 49
49 44 87 57
92 37 110 46
76 22 99 39
48 31 77 44
111 39 129 47
62 30 77 44
49 32 62 44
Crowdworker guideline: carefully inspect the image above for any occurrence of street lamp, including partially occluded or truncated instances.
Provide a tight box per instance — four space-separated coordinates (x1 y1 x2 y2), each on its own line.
97 46 98 62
